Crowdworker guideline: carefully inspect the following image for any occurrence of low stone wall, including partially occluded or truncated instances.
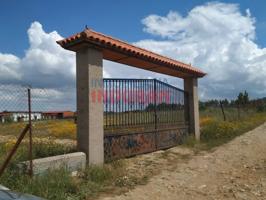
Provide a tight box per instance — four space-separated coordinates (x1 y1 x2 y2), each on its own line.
20 152 86 175
104 126 188 161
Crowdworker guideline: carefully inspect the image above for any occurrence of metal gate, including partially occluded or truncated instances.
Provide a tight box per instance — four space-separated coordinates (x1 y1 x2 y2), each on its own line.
103 79 189 161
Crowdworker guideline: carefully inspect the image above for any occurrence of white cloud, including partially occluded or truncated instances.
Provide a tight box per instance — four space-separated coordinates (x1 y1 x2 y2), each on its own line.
1 2 266 106
21 22 76 88
136 2 266 99
0 22 76 88
0 53 21 82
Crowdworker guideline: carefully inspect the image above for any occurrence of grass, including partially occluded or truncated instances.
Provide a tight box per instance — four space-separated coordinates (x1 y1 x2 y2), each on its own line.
0 119 77 139
0 110 186 139
184 108 266 150
0 160 147 200
0 106 266 199
0 138 76 164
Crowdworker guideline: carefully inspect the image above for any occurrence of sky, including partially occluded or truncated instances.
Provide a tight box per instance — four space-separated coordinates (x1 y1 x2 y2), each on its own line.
1 0 266 110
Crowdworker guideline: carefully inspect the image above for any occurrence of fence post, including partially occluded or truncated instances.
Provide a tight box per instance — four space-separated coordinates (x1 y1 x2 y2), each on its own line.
27 88 33 177
219 101 226 121
237 102 241 120
0 124 30 177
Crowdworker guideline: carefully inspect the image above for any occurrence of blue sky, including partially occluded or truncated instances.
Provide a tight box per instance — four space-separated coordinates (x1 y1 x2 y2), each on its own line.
1 0 266 106
1 0 266 56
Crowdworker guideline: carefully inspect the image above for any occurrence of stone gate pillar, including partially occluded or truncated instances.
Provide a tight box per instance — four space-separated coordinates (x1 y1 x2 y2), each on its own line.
76 47 104 164
184 78 200 141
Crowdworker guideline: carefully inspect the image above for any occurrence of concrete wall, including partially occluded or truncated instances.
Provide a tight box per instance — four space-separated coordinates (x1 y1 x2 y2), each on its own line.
20 152 86 175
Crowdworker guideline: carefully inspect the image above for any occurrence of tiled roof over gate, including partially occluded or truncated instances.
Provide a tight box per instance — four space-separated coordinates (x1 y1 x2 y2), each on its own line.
57 28 206 78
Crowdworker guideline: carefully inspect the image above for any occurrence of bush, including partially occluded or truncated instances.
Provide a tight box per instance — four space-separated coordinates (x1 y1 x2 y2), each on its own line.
0 168 79 200
0 160 128 200
200 113 266 149
257 104 266 112
0 138 76 165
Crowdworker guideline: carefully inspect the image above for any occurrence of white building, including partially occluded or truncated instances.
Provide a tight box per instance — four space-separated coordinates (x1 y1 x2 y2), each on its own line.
0 111 42 123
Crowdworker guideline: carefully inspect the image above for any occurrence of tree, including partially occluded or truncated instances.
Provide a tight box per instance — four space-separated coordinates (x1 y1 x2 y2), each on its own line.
236 91 249 105
236 92 244 105
243 90 249 105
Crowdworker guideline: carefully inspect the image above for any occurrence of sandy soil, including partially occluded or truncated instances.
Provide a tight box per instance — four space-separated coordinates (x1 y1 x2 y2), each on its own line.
101 123 266 200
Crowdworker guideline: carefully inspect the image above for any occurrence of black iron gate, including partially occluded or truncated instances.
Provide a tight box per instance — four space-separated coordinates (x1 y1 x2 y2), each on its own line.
103 79 189 161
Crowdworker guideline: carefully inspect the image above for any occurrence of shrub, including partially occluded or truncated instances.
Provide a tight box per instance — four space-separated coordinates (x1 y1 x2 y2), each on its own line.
257 104 266 112
200 113 266 149
0 168 79 200
0 138 76 165
200 117 214 127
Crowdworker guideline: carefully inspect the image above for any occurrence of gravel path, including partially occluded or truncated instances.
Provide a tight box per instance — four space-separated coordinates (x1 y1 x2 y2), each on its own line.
102 123 266 200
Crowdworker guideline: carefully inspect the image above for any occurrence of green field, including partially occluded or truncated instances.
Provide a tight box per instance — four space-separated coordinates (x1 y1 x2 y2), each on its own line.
0 106 266 200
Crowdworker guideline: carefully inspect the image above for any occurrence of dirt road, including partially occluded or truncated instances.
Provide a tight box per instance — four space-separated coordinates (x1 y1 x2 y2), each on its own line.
102 123 266 200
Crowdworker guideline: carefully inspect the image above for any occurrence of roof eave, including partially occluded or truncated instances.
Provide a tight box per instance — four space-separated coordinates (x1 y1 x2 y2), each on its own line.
56 30 207 78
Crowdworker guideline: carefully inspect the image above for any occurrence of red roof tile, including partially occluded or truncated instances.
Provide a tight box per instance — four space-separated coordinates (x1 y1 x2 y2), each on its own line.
57 28 206 78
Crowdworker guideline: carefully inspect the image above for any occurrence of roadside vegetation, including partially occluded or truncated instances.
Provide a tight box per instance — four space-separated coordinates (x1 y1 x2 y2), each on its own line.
0 159 149 200
186 92 266 150
0 92 266 199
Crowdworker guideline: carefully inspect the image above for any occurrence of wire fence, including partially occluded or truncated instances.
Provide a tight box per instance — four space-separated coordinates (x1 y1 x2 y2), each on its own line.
0 79 189 137
199 100 265 122
0 84 76 139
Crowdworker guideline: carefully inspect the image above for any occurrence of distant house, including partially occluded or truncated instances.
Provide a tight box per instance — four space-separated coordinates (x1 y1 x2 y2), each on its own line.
42 111 74 120
0 111 42 123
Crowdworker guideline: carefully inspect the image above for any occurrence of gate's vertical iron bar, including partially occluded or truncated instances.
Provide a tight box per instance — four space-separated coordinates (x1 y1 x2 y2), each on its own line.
115 79 117 127
142 80 145 125
147 80 149 125
154 79 158 149
137 80 139 125
107 80 111 127
117 80 121 126
115 80 117 127
107 80 109 127
159 81 161 125
135 80 137 126
120 80 122 126
121 80 124 126
134 79 136 126
161 82 163 125
150 79 152 125
104 80 106 128
106 80 107 128
27 88 33 177
130 80 132 126
139 80 141 125
116 80 118 127
117 80 119 127
112 80 114 127
167 85 169 124
127 82 130 126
